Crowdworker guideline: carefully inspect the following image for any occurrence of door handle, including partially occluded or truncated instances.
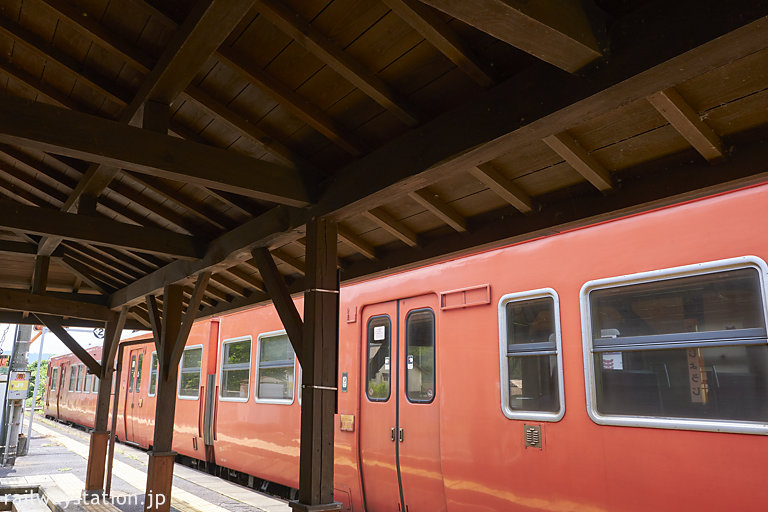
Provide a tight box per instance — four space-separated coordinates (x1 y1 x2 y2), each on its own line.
391 427 396 441
399 428 404 443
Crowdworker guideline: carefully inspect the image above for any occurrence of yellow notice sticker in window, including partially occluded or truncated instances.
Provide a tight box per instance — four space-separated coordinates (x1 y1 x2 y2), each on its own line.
339 414 355 432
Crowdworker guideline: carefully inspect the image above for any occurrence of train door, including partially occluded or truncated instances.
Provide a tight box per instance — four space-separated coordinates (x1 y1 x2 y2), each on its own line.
123 348 144 443
359 294 445 511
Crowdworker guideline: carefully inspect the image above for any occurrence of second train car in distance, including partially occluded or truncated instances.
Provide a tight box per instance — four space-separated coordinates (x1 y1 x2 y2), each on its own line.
44 183 768 511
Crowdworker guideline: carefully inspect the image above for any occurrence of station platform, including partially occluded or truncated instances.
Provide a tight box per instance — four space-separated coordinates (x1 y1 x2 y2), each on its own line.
0 416 290 512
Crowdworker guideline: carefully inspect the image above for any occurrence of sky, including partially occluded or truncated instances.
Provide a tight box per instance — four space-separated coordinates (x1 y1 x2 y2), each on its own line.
0 323 151 359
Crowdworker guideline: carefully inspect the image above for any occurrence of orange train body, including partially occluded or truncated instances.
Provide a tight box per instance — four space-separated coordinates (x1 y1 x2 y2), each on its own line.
44 183 768 511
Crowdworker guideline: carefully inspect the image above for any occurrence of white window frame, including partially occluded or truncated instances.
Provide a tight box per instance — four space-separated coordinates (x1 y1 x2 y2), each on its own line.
92 374 99 393
51 367 59 391
68 365 76 392
254 330 296 405
219 336 252 402
580 255 768 435
85 371 93 395
498 288 565 422
177 345 204 400
148 351 158 397
75 364 83 392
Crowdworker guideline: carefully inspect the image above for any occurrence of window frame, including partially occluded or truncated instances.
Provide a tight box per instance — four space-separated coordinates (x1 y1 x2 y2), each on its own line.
75 364 83 392
219 336 252 402
365 315 392 403
580 256 768 435
177 344 204 400
498 288 565 422
254 330 297 405
404 308 437 404
68 365 76 392
51 367 59 391
148 351 158 397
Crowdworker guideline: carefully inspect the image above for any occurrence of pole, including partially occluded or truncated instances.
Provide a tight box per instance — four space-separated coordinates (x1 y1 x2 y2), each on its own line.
2 324 20 467
25 328 46 450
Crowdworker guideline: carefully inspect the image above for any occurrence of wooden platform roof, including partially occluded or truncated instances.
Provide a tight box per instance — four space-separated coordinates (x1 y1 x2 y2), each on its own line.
0 0 765 328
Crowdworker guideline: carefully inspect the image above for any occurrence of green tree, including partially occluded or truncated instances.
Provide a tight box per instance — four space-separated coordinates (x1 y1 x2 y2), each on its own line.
25 358 48 408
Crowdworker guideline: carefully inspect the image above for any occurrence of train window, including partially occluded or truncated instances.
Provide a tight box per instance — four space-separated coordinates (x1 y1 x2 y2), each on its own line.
68 366 76 392
75 365 83 392
85 372 92 394
128 356 136 393
51 367 58 391
255 332 295 404
220 337 251 400
92 375 99 393
498 289 564 421
179 346 203 399
148 352 158 397
405 309 436 403
366 316 391 401
136 354 143 393
582 257 768 434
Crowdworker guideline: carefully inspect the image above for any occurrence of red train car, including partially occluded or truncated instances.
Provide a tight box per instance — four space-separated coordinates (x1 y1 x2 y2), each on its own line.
45 183 768 511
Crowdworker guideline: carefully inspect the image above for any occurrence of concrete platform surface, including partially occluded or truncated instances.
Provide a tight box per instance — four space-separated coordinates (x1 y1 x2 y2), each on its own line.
0 415 290 512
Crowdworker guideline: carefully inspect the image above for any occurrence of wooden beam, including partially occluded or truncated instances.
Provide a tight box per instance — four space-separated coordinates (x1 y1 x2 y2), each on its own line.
0 96 309 205
256 0 420 126
337 225 377 260
108 7 768 309
59 257 112 295
383 0 495 87
543 132 613 192
251 248 304 361
469 164 534 213
0 286 111 320
0 199 202 258
409 188 467 232
103 307 128 375
31 255 50 295
648 87 725 162
364 208 419 247
225 266 266 293
171 272 211 365
146 295 163 352
419 0 604 73
35 315 102 376
217 47 365 155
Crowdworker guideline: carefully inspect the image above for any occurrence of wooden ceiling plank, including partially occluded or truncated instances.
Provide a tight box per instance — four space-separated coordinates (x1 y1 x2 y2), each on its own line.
59 257 113 294
0 95 310 206
363 208 419 247
183 85 304 168
271 248 306 275
543 132 613 192
418 0 604 73
0 60 97 114
62 242 140 282
217 47 365 156
408 187 467 232
211 273 250 298
40 0 156 73
337 224 377 260
257 0 420 126
0 199 203 258
0 15 131 105
468 165 534 213
61 249 131 288
383 0 495 87
648 87 725 162
224 265 266 293
129 305 152 329
0 287 112 320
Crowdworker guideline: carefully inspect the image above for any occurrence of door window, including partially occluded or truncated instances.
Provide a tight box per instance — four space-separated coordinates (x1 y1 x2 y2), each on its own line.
405 309 435 403
255 332 295 403
366 316 392 401
179 347 203 399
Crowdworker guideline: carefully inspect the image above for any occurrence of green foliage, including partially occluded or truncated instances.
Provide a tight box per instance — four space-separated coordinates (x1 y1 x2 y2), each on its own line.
25 358 48 408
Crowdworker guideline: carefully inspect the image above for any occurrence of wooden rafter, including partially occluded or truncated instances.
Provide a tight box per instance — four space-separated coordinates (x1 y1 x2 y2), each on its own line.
648 87 725 162
383 0 495 87
468 165 534 213
0 287 111 320
408 188 467 232
256 0 420 126
364 208 419 247
419 0 604 73
543 132 613 192
337 225 377 260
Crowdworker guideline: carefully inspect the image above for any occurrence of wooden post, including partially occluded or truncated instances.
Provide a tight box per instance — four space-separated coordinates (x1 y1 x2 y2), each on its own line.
84 308 127 496
290 218 341 512
144 273 210 512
